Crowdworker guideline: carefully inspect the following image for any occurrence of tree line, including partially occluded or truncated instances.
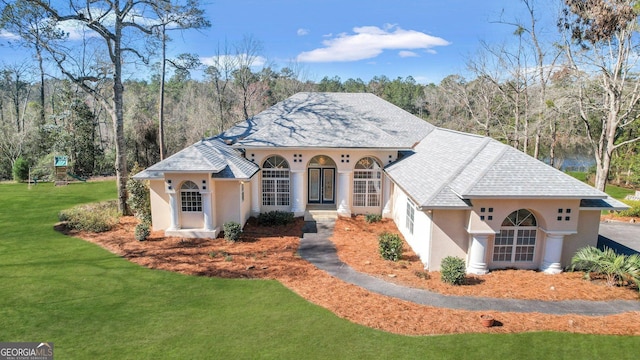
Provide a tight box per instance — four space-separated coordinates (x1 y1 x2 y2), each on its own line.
1 0 640 214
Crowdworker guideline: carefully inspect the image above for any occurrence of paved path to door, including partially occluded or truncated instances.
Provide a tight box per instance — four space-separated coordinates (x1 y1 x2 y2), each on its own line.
298 220 640 316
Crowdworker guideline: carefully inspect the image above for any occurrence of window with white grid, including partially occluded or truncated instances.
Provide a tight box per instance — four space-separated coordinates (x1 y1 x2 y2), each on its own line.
492 209 537 263
406 199 415 235
262 156 290 206
353 157 381 207
180 181 202 212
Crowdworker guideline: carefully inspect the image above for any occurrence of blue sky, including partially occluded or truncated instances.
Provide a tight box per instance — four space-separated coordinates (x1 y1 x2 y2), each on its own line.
0 0 560 84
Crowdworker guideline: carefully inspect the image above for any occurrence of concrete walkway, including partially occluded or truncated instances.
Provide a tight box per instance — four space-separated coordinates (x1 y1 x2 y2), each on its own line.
298 220 640 316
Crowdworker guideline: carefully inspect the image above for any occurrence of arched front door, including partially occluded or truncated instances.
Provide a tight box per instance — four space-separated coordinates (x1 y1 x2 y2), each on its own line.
308 155 335 204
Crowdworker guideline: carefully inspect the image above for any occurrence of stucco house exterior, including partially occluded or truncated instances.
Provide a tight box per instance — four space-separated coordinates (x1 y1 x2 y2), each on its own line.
134 92 627 274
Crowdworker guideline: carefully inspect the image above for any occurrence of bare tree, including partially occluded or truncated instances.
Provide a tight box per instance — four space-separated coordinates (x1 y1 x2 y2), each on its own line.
559 0 640 190
16 0 208 213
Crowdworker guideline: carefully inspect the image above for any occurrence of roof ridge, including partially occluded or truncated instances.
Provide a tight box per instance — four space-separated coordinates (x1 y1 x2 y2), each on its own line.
458 139 510 197
421 135 492 206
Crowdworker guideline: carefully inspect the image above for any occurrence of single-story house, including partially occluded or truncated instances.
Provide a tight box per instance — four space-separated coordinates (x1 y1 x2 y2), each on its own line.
134 92 627 274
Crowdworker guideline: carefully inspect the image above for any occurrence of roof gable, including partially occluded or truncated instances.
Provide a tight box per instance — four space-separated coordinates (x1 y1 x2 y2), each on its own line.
133 138 258 180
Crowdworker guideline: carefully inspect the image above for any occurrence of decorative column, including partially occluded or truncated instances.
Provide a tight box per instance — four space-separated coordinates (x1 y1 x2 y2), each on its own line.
382 175 392 218
291 170 305 216
167 190 180 230
466 234 489 275
541 232 565 274
337 170 351 217
201 190 213 231
251 175 260 216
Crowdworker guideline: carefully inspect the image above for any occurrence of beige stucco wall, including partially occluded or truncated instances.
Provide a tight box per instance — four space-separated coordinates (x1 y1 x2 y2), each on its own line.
562 210 601 266
215 180 242 227
247 148 397 214
468 198 583 270
149 179 170 231
390 184 432 265
429 210 469 271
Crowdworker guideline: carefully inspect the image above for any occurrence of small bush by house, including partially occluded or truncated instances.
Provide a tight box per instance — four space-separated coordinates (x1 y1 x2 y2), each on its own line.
223 221 242 242
134 223 150 241
257 211 294 226
365 213 382 223
378 232 403 261
440 256 466 285
58 200 120 233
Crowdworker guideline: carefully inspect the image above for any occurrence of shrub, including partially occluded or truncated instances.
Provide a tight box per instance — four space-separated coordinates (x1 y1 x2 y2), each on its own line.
223 221 242 242
12 157 29 182
571 246 640 287
126 164 151 222
257 211 294 226
619 200 640 218
378 232 403 261
58 200 120 232
134 223 150 241
365 213 382 223
440 256 466 285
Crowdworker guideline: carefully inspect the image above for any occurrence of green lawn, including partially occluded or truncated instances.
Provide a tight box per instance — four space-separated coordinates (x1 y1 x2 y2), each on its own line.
0 181 638 359
567 171 635 200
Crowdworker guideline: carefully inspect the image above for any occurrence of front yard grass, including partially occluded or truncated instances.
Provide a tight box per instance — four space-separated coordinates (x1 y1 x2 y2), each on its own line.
0 181 638 359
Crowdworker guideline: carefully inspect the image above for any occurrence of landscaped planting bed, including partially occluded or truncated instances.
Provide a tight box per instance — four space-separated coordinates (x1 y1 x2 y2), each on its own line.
66 215 640 336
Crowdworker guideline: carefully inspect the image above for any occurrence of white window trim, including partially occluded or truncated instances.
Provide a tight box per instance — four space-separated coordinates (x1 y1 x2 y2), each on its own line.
406 199 415 235
180 181 202 212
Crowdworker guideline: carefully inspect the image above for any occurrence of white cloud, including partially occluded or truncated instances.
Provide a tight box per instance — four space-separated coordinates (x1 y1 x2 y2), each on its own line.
297 24 450 63
398 50 418 58
297 28 309 36
200 54 267 69
0 30 21 41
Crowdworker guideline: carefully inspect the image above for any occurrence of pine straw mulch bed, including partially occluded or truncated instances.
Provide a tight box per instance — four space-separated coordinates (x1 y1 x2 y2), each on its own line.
62 216 640 336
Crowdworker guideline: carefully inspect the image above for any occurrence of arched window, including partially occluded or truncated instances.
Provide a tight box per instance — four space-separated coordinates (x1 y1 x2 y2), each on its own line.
262 155 290 206
353 157 382 207
493 209 537 263
180 181 202 212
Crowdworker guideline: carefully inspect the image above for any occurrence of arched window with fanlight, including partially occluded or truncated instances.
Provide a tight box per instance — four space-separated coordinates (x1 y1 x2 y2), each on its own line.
262 155 290 206
353 157 382 207
180 181 202 212
493 209 537 263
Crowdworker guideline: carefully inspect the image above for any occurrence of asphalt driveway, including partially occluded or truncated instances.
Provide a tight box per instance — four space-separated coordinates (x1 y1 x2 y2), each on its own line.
598 221 640 255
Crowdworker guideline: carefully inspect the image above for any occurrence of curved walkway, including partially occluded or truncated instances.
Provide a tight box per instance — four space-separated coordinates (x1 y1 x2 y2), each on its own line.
298 220 640 316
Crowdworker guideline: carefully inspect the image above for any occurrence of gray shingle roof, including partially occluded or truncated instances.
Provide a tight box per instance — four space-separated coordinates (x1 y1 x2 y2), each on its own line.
136 92 609 209
221 92 434 148
385 128 608 209
133 138 258 180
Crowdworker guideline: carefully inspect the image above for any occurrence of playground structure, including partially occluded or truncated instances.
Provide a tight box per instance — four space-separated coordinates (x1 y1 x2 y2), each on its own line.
54 156 69 186
27 156 88 188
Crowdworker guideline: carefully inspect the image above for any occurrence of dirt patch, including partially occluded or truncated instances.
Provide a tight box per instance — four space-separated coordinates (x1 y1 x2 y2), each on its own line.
65 216 640 336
